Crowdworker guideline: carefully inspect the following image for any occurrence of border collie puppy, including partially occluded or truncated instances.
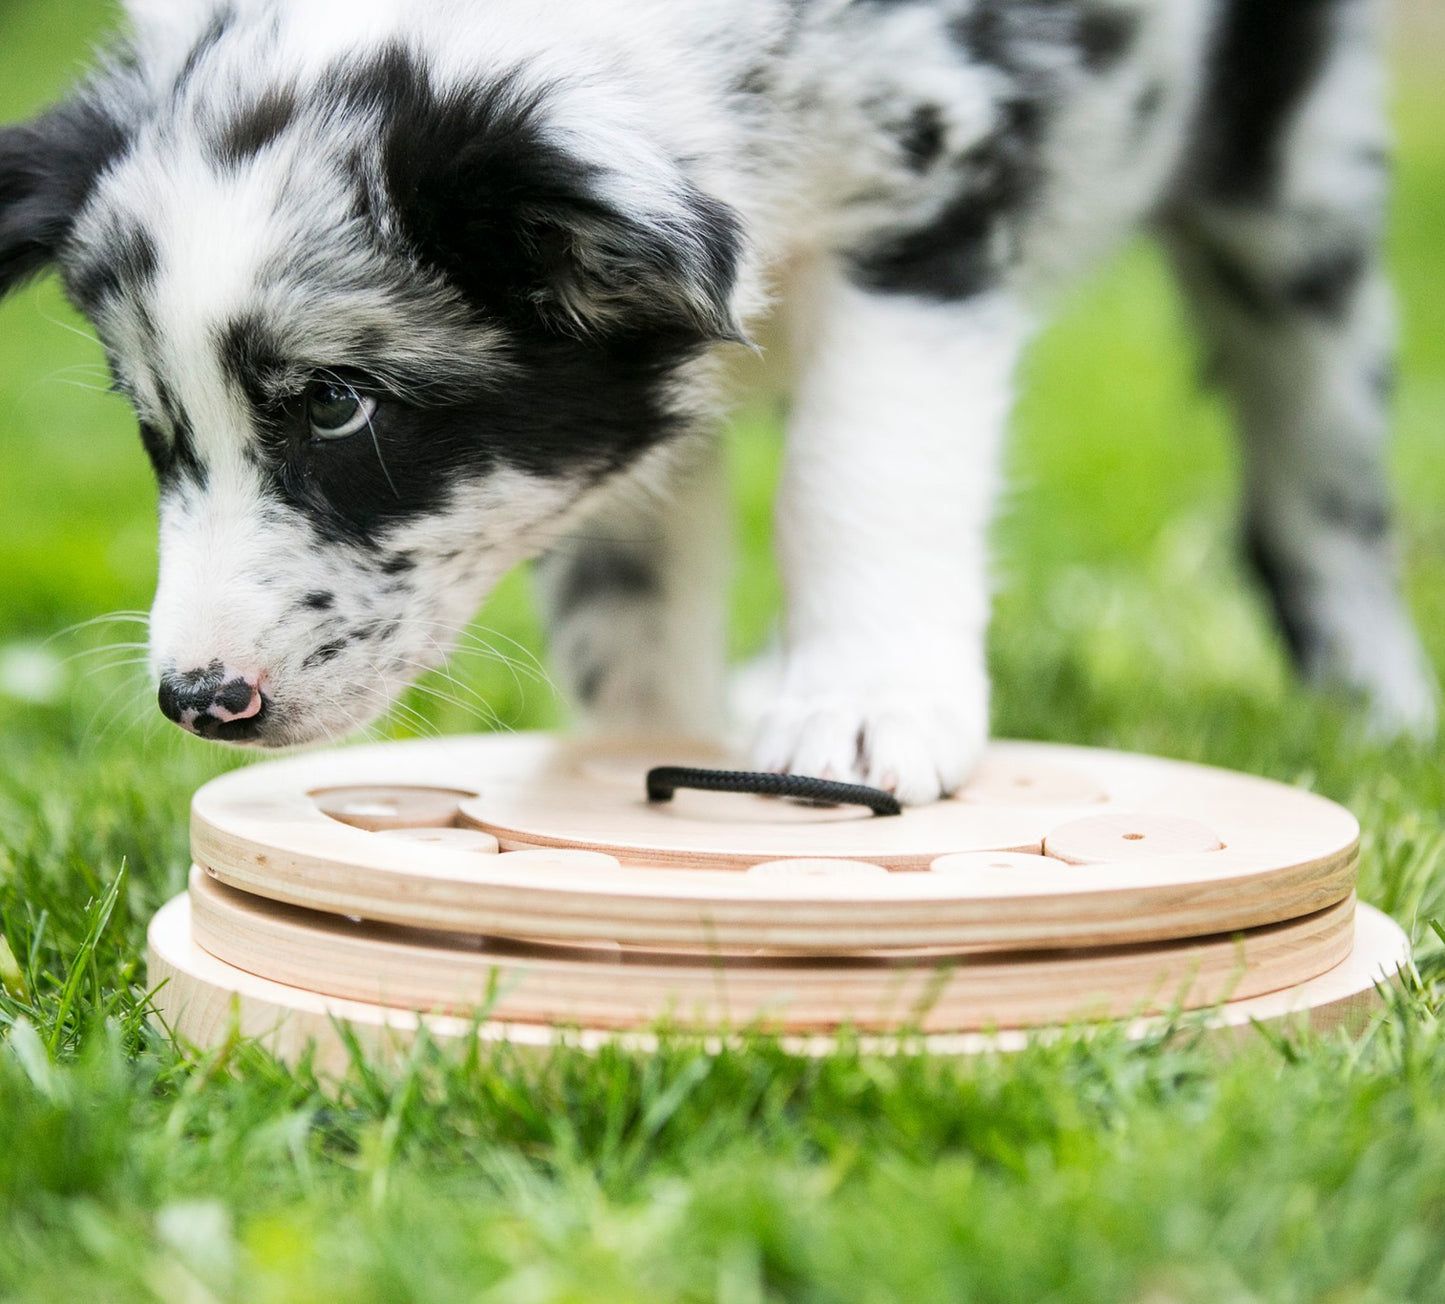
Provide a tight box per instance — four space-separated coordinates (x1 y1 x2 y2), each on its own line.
0 0 1434 801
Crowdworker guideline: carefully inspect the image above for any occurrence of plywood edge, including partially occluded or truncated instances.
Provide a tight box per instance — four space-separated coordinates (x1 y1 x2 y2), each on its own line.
147 896 1408 1072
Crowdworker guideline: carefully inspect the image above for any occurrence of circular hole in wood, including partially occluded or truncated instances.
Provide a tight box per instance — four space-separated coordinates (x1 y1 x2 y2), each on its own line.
1043 813 1224 865
312 786 476 832
374 827 501 854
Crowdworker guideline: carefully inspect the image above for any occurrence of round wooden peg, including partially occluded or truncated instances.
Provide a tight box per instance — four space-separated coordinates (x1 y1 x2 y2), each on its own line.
1044 813 1224 865
313 786 472 831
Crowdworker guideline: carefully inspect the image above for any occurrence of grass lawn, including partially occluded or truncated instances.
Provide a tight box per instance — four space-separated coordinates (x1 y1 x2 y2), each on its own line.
3 3 1445 1299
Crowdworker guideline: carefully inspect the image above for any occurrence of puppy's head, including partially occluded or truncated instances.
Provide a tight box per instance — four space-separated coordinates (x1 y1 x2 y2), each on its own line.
0 28 741 745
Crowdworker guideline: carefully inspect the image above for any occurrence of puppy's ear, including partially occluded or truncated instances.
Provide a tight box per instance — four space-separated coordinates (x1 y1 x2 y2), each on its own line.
0 96 129 298
383 76 744 341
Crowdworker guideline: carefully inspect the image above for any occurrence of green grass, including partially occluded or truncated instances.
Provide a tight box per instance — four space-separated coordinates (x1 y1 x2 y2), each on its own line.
3 4 1445 1299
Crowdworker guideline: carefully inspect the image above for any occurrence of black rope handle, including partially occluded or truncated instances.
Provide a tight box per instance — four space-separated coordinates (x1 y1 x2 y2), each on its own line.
645 766 903 816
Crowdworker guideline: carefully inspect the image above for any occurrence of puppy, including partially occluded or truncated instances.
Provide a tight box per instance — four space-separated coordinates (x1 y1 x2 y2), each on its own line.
0 0 1434 802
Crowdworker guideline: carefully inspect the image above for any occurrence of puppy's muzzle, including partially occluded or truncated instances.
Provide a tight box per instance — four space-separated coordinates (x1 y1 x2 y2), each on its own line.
158 663 267 741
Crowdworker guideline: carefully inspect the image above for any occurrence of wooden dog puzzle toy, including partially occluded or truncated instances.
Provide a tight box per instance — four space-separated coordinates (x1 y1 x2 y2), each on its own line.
147 733 1410 1064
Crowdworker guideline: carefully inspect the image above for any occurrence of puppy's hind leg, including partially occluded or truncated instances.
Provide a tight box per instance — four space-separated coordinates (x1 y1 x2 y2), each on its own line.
1162 0 1437 737
535 440 731 742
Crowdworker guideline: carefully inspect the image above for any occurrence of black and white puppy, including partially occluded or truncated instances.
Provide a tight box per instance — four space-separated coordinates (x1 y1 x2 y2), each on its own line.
0 0 1435 802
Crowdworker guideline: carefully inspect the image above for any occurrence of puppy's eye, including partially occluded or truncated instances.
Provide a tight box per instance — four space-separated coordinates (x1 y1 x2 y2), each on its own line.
306 381 377 440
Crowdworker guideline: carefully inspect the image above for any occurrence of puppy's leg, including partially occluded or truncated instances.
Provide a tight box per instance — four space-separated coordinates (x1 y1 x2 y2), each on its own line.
535 440 731 741
1163 5 1436 736
754 258 1028 803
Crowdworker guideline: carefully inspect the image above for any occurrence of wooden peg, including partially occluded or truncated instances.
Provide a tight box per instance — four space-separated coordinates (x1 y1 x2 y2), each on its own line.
1044 813 1224 865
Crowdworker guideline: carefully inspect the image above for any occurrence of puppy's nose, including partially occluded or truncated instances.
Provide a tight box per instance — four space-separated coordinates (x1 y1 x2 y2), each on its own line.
158 664 266 740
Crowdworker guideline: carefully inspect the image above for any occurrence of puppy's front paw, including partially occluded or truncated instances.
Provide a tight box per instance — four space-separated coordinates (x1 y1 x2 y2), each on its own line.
752 671 987 805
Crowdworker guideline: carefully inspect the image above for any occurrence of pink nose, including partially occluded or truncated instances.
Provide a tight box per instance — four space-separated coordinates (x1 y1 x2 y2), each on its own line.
157 664 268 741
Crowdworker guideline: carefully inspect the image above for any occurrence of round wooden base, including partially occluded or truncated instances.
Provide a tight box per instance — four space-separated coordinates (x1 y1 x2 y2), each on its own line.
147 894 1410 1073
186 866 1357 1032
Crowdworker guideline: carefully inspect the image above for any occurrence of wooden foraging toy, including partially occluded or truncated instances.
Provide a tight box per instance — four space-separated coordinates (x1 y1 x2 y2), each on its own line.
148 733 1410 1063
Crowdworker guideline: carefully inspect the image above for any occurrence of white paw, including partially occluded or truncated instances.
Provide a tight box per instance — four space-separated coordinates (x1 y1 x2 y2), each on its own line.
752 675 988 806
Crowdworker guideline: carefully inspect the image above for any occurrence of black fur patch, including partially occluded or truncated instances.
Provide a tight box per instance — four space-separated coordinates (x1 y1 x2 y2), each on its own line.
849 4 1063 299
897 103 947 172
730 65 771 98
211 85 299 167
1244 522 1319 667
552 544 660 616
302 639 348 669
0 96 130 296
1283 245 1365 321
1132 81 1165 136
301 591 335 610
576 661 605 705
1313 485 1389 543
68 224 157 312
1195 237 1365 325
850 97 1048 299
355 44 740 339
1079 7 1141 73
1195 0 1340 203
175 7 236 94
1196 242 1274 321
138 421 172 474
216 311 289 411
140 383 204 485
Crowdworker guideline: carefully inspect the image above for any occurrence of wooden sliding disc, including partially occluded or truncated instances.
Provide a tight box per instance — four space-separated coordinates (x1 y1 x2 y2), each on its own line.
746 858 891 884
1044 813 1225 865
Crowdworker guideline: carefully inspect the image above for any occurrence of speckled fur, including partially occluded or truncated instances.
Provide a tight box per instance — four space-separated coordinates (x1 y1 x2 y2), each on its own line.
0 0 1432 794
